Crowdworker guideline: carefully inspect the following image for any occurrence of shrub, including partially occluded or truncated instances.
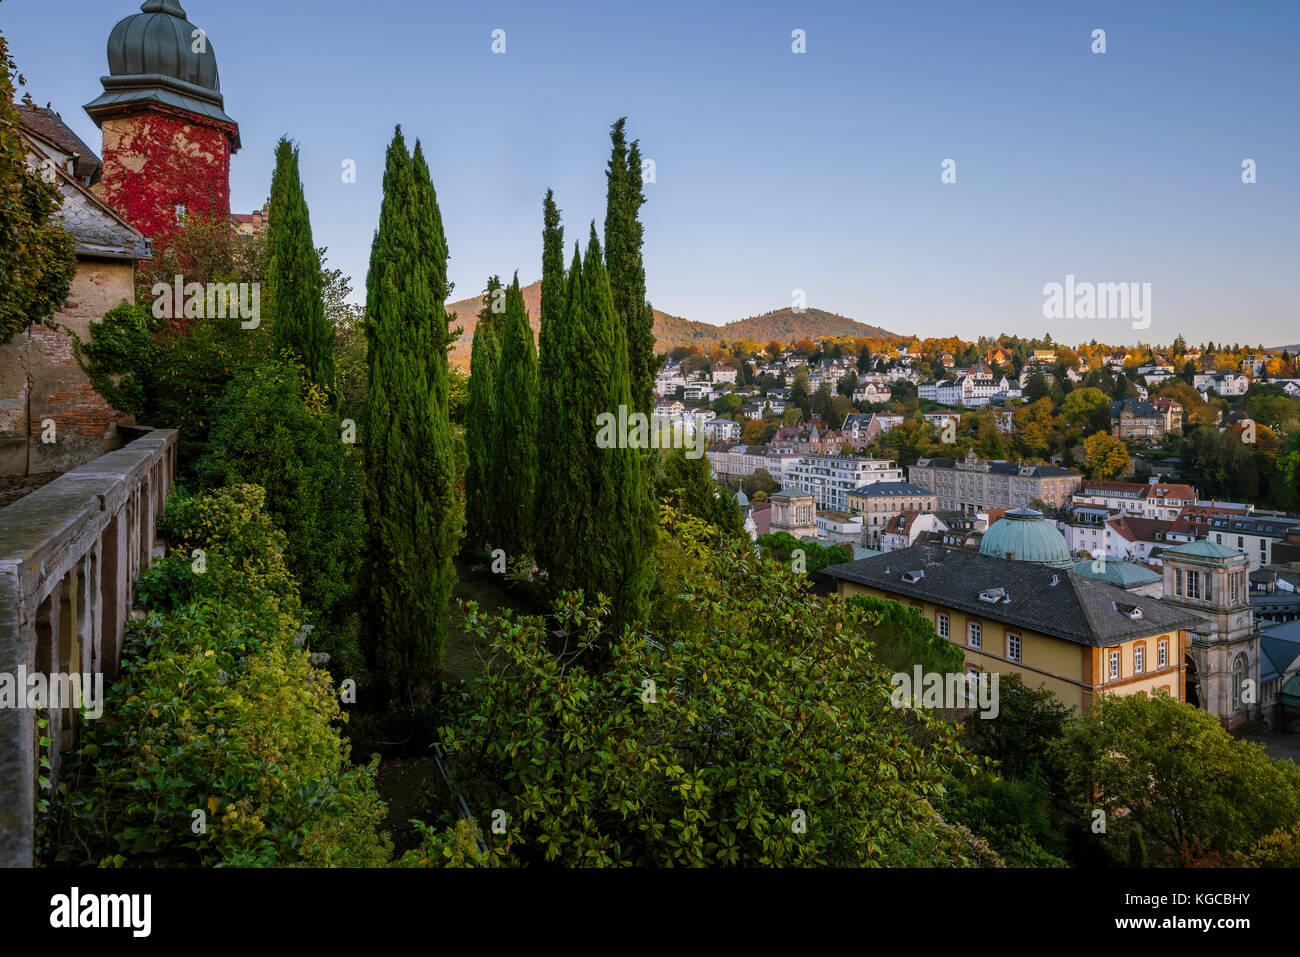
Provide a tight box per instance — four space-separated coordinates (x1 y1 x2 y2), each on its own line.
47 485 390 867
440 507 996 867
196 360 363 670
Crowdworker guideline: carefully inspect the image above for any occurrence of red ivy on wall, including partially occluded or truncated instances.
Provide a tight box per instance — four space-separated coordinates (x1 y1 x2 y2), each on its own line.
98 109 233 248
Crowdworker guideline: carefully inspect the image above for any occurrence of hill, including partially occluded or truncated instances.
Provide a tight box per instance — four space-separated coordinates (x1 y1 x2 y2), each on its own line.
444 282 901 370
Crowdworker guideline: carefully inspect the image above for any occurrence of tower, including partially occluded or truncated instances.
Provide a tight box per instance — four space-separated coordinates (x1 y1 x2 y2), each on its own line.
84 0 239 245
1161 540 1256 728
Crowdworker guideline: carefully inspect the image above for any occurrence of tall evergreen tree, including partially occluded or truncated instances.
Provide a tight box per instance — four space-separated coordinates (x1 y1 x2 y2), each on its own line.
494 273 539 557
547 245 587 593
556 227 655 639
267 137 333 393
361 128 457 700
604 119 656 416
465 276 503 550
534 191 566 570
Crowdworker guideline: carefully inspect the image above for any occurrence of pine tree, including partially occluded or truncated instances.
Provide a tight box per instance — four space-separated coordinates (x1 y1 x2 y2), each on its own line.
604 118 655 416
267 137 333 393
534 191 566 571
494 273 539 557
361 127 457 700
465 276 503 550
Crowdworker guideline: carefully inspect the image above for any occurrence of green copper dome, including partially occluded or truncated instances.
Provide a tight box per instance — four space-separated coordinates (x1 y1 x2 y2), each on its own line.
1072 558 1161 589
85 0 239 135
980 508 1074 569
1164 539 1245 561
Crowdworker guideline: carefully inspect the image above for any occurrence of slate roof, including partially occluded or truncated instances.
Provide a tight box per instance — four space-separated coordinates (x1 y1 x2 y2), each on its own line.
846 481 932 498
820 544 1200 647
1259 620 1300 682
1110 398 1162 419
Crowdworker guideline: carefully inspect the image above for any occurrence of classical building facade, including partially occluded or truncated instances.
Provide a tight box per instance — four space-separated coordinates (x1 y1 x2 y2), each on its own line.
1161 540 1258 728
909 451 1081 514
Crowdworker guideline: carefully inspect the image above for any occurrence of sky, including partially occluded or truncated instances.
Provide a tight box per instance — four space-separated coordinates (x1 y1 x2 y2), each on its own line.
4 0 1298 346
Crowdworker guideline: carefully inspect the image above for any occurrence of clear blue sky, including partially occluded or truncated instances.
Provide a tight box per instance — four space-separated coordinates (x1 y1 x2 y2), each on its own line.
6 0 1298 346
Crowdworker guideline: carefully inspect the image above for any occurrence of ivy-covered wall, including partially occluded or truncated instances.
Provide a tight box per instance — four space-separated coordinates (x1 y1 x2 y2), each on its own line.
95 111 233 246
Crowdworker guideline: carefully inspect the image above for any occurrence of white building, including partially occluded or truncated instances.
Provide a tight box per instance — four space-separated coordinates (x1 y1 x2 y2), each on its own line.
785 454 903 512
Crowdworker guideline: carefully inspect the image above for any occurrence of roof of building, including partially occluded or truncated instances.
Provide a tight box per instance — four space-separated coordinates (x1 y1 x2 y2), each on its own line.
1163 539 1247 561
15 104 101 180
1259 621 1300 682
980 508 1074 568
1106 515 1190 543
1072 558 1162 589
846 481 932 499
85 0 239 138
821 544 1200 646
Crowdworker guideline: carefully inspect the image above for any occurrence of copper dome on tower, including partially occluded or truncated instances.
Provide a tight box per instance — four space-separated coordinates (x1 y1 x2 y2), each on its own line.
85 0 239 137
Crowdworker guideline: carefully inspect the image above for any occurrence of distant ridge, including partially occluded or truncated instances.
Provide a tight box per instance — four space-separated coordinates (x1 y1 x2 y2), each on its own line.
444 281 902 370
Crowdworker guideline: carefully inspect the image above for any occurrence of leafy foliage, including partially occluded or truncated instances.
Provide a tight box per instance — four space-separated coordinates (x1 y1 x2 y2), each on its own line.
196 360 363 669
0 33 77 344
47 486 390 867
441 507 996 867
1055 692 1300 866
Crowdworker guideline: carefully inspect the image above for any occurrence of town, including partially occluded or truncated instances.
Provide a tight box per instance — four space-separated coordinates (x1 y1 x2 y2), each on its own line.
0 0 1296 892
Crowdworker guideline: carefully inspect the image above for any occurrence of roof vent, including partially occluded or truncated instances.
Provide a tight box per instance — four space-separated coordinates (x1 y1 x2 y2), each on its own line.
1049 574 1059 586
901 570 924 584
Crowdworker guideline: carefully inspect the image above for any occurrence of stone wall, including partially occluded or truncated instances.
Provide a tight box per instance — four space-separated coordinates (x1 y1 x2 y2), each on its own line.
0 259 137 478
0 429 176 867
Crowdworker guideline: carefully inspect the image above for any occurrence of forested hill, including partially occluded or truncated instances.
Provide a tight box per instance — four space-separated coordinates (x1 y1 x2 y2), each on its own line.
444 284 901 369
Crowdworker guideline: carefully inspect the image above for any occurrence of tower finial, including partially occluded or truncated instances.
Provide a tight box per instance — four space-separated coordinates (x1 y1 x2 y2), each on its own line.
141 0 188 15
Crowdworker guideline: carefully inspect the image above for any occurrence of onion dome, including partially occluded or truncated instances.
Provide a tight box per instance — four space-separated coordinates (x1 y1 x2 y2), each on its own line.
85 0 239 137
980 507 1074 569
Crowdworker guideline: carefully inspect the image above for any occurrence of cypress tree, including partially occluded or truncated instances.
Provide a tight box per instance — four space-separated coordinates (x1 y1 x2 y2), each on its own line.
547 245 586 593
534 191 566 569
267 137 333 393
465 276 503 550
361 128 458 700
494 273 539 557
604 119 656 417
578 225 654 634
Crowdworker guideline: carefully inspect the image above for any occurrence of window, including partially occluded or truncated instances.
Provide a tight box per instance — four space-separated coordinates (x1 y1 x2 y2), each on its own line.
937 613 950 639
1175 568 1183 596
1205 573 1212 603
1232 653 1249 710
1134 645 1145 674
1158 640 1168 668
1216 534 1223 544
1006 633 1021 662
1237 536 1244 549
1186 572 1201 600
967 621 982 650
1109 650 1120 680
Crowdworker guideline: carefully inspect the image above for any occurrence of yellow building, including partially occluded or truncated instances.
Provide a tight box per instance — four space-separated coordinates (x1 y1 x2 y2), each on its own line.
822 544 1201 713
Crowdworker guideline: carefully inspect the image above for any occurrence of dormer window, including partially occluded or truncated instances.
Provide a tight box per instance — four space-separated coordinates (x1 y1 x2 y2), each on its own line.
901 570 924 584
978 587 1009 604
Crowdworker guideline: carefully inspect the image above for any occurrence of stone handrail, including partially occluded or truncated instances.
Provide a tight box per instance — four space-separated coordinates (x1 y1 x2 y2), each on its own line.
0 429 177 867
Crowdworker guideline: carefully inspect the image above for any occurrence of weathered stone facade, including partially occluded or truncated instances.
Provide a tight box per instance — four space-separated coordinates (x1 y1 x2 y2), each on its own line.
0 262 139 477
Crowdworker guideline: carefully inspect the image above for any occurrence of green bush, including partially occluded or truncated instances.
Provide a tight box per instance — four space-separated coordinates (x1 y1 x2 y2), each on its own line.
47 485 390 867
196 360 363 671
440 505 997 867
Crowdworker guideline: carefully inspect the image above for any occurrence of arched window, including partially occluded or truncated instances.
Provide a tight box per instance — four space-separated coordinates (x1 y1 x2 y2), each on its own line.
1232 653 1249 710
